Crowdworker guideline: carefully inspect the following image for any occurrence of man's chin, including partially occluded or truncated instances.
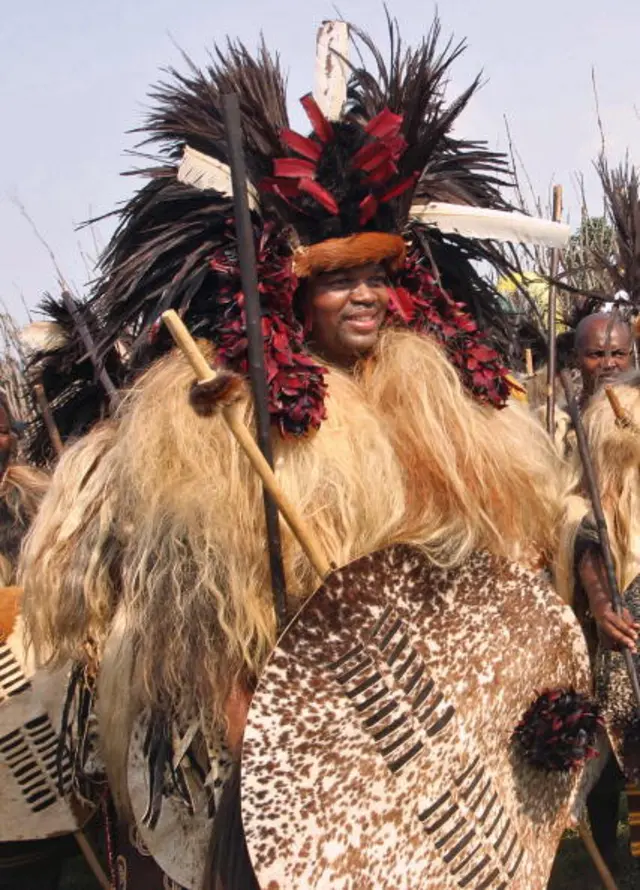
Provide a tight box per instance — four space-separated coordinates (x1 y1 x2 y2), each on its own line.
343 332 380 356
597 373 622 388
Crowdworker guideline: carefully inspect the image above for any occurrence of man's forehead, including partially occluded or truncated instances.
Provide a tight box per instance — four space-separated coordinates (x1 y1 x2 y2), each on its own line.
580 319 631 349
320 262 383 281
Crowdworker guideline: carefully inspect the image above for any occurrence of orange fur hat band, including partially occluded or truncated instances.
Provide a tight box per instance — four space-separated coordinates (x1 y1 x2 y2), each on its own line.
293 232 406 278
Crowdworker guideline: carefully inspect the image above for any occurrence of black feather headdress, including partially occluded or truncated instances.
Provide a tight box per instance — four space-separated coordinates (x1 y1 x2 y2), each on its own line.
23 294 127 466
86 16 567 435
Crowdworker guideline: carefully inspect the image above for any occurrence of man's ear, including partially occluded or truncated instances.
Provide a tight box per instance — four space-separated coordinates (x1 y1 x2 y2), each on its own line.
292 277 312 331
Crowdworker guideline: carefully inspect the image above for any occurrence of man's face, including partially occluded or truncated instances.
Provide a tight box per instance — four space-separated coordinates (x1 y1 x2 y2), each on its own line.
306 263 390 367
0 405 13 473
577 320 632 397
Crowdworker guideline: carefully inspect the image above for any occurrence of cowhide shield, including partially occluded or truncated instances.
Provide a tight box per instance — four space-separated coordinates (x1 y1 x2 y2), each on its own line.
0 615 79 841
127 712 233 889
240 545 591 890
114 815 187 890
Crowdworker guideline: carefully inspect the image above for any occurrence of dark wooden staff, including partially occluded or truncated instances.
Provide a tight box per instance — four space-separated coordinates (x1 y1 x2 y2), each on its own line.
61 291 121 411
561 369 640 709
32 380 64 457
221 93 288 631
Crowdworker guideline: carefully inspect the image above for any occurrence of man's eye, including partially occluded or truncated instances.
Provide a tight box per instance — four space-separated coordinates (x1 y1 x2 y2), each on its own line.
368 276 387 287
587 350 629 359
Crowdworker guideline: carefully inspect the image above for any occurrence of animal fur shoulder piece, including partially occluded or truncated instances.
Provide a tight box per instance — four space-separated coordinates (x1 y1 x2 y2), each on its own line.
85 15 536 435
23 329 566 818
560 373 640 594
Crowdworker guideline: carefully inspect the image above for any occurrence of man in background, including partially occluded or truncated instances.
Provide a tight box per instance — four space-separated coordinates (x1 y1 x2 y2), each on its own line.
575 312 633 407
571 312 633 875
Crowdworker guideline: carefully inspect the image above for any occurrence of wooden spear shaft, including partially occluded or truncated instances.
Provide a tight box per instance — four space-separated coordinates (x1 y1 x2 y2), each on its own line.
577 821 620 890
546 185 563 435
162 310 331 582
524 347 537 409
605 384 640 434
61 291 121 411
525 348 534 379
32 381 64 457
73 830 112 890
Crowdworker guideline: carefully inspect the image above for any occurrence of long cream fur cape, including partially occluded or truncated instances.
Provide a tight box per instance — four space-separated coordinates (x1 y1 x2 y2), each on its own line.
20 329 564 807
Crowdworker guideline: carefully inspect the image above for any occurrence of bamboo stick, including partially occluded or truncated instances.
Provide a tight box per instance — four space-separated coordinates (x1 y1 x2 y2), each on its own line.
577 821 620 890
525 347 534 379
605 384 640 434
162 310 332 581
73 830 112 890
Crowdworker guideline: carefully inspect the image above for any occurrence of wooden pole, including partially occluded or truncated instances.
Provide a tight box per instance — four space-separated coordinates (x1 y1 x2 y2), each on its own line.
221 93 288 631
73 830 112 890
525 348 534 379
605 384 640 434
61 292 121 412
577 821 620 890
32 382 64 457
162 310 332 581
546 185 563 435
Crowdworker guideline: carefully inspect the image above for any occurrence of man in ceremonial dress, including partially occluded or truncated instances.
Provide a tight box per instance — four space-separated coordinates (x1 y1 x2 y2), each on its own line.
20 17 596 890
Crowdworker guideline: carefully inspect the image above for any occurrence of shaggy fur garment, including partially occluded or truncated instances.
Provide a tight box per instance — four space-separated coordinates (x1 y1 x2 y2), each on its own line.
20 329 565 811
556 372 640 604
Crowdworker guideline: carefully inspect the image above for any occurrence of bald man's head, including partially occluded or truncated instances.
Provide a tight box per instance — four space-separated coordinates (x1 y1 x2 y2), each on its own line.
575 313 632 398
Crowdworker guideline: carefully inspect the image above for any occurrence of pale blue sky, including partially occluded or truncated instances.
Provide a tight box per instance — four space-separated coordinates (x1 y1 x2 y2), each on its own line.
1 0 639 321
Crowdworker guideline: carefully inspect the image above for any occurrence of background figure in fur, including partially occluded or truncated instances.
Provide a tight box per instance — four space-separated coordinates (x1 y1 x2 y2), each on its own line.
558 372 640 874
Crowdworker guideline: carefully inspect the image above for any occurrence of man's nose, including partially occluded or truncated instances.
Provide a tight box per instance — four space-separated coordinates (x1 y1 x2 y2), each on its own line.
351 282 376 302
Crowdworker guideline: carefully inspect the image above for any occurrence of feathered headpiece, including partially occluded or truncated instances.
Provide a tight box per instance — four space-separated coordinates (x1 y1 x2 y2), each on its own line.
86 16 569 436
21 294 127 465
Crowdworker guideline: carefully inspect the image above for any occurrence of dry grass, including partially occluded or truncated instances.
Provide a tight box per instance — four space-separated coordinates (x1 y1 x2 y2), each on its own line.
0 309 33 424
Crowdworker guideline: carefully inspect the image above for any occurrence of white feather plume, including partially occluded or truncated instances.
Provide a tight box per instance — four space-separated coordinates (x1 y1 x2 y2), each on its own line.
314 21 349 122
20 321 66 354
410 202 571 248
177 145 259 211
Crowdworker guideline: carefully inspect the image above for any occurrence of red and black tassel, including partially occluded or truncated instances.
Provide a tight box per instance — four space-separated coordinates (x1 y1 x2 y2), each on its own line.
513 688 602 772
